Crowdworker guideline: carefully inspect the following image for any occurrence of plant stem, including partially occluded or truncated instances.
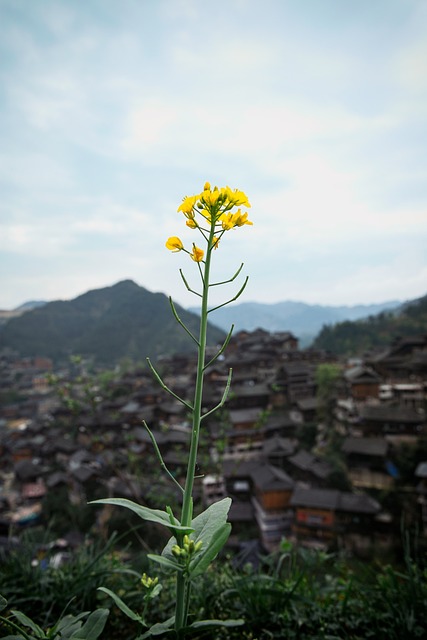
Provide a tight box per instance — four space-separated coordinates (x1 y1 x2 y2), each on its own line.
175 225 215 634
175 572 187 633
180 227 214 529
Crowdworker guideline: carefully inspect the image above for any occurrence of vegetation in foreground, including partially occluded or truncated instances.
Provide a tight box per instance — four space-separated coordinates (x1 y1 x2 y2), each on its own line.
1 531 426 639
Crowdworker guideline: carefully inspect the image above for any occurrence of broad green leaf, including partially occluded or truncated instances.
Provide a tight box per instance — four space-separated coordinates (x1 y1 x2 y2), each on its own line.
97 588 142 623
139 616 175 638
10 610 44 637
189 523 231 577
162 497 232 562
89 498 193 535
191 497 231 544
147 554 183 573
69 609 109 640
55 612 89 636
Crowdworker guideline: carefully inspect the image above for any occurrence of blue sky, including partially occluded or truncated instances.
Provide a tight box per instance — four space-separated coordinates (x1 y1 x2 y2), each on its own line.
1 0 426 310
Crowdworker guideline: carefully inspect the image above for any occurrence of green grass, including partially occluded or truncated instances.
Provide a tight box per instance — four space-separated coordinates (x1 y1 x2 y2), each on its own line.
1 533 426 639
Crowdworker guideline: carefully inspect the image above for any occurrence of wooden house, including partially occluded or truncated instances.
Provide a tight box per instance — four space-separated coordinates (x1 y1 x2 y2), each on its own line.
341 436 393 489
359 403 426 436
344 366 382 401
291 486 381 552
250 463 294 551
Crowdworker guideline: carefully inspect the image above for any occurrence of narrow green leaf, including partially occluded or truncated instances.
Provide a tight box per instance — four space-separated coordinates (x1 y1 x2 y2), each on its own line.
147 554 183 573
97 588 142 623
10 610 44 637
89 498 193 535
139 616 175 638
189 618 244 629
0 594 8 613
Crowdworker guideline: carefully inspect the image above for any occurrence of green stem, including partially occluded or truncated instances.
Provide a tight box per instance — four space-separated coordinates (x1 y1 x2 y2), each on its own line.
180 230 214 528
174 223 215 635
175 572 187 633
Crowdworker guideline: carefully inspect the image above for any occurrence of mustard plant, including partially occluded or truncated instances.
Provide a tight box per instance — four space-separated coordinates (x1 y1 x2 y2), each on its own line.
91 182 253 637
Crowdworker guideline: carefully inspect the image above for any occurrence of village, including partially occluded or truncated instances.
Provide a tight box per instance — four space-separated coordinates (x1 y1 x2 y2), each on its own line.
1 329 427 562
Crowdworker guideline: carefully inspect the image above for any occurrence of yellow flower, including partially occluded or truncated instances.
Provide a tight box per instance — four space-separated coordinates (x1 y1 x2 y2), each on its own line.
203 181 211 191
166 236 184 252
212 236 220 249
186 219 198 229
219 213 235 230
219 209 252 230
223 186 251 208
233 210 253 227
200 189 220 208
178 195 198 215
190 245 204 262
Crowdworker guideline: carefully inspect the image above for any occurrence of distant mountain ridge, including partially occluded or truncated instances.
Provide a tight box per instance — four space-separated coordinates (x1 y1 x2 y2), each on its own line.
0 280 225 364
189 299 402 346
312 293 427 356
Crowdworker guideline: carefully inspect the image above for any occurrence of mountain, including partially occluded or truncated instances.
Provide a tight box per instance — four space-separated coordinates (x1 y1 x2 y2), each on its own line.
189 299 402 346
0 301 47 327
312 293 427 356
15 301 47 312
0 280 225 364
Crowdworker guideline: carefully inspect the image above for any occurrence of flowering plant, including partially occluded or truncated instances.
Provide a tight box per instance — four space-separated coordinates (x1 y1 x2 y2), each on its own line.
92 182 252 637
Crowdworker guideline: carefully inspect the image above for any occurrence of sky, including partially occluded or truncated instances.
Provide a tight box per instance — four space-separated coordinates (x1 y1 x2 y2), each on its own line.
1 0 427 311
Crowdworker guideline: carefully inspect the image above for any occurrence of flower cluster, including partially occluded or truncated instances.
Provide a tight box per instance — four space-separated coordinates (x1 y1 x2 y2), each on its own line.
166 182 252 261
171 535 203 560
141 573 159 590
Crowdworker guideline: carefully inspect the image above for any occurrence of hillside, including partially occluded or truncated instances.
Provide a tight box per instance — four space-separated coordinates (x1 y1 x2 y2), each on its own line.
190 299 401 346
312 293 427 356
0 280 225 364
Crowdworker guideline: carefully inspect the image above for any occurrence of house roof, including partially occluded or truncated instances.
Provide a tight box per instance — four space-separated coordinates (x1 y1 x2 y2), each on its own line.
262 435 296 457
14 459 44 481
360 404 425 424
223 458 261 479
344 366 381 383
290 485 381 514
337 492 381 514
287 449 332 479
229 500 254 522
295 397 319 411
341 436 388 457
291 486 340 510
250 463 294 490
229 407 264 424
415 461 427 478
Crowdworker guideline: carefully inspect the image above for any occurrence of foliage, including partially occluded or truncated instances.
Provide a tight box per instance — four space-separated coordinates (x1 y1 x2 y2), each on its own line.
2 535 427 639
312 293 427 355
